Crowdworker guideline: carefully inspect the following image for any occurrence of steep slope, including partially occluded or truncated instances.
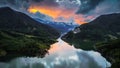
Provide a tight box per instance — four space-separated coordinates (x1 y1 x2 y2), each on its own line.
0 7 60 61
0 7 60 39
95 39 120 68
62 13 120 50
62 13 120 68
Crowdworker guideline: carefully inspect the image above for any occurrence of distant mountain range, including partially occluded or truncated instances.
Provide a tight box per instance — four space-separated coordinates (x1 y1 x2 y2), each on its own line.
62 13 120 68
35 18 78 34
0 7 60 61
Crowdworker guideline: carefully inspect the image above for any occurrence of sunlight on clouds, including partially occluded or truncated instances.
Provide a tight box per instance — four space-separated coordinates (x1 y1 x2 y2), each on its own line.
28 5 88 24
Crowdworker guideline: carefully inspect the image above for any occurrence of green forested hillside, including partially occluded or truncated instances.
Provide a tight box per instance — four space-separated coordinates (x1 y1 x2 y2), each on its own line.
95 39 120 68
0 7 60 61
0 30 56 61
0 7 60 39
62 13 120 68
62 13 120 50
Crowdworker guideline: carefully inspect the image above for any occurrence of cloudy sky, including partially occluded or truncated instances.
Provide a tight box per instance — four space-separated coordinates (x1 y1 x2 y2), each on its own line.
0 0 120 24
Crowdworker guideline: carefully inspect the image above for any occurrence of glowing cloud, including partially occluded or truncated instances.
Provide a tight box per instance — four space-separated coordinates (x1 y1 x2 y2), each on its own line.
28 5 88 24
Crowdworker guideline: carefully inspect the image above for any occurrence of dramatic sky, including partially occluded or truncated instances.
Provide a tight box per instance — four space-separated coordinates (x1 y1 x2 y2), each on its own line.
0 0 120 24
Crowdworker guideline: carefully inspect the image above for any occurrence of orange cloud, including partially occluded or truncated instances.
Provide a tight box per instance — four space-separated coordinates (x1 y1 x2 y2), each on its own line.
28 5 87 24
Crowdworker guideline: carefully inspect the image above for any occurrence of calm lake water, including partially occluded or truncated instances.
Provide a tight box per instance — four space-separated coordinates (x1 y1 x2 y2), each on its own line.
0 38 111 68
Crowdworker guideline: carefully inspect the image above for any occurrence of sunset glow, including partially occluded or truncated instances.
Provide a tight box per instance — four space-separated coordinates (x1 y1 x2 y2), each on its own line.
28 5 87 24
48 39 75 54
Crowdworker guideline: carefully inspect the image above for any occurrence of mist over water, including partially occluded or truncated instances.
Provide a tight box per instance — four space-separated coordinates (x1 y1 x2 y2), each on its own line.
0 38 111 68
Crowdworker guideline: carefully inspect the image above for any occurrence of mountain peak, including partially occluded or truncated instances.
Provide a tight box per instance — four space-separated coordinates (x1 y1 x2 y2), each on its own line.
0 7 13 11
0 7 60 39
0 7 15 14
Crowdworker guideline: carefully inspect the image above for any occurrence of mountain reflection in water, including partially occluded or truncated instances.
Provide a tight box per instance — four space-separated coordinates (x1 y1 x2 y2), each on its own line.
0 38 111 68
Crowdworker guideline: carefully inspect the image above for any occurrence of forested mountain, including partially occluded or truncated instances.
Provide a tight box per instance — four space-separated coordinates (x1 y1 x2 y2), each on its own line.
62 13 120 68
62 13 120 50
0 7 60 61
0 7 60 39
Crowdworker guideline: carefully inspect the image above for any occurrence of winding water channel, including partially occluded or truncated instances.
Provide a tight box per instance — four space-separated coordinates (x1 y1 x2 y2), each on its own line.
0 37 111 68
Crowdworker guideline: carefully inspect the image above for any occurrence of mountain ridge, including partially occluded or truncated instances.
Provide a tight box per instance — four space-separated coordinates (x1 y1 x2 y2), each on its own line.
0 7 60 39
62 13 120 68
0 7 60 61
62 13 120 49
35 18 78 34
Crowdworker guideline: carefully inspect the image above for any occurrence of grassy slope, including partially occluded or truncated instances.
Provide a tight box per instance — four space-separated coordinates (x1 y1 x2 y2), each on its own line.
95 39 120 68
62 13 120 68
0 7 60 39
0 30 56 61
62 13 120 50
0 7 60 61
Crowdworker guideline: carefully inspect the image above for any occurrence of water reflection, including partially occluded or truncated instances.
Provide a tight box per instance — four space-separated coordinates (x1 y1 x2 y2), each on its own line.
0 39 111 68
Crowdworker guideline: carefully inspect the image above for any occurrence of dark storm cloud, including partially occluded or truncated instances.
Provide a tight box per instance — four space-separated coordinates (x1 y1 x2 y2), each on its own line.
36 0 59 7
0 0 31 10
0 0 58 10
33 0 44 2
0 0 42 9
76 0 104 14
85 0 120 17
0 0 43 4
